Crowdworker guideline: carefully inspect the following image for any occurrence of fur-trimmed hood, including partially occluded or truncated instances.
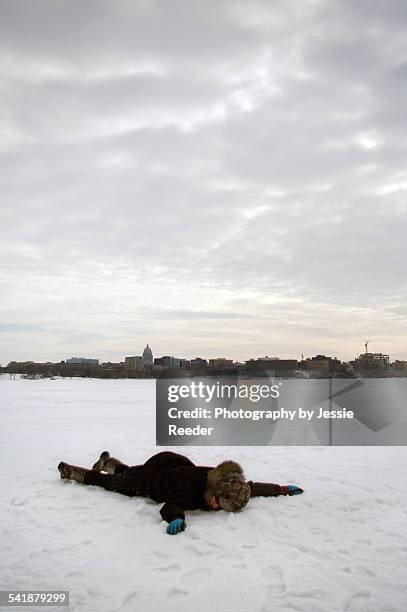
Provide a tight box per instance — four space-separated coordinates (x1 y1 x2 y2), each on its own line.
206 460 245 495
205 460 251 511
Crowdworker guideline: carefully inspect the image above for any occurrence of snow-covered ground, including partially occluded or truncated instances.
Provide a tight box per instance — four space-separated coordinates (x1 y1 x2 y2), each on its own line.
1 376 407 612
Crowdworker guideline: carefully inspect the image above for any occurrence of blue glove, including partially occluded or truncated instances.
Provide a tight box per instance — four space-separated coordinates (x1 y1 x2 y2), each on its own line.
280 484 304 496
287 484 303 496
166 518 186 535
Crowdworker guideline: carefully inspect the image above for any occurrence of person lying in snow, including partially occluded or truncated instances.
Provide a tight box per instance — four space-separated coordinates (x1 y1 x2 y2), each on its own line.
58 451 303 535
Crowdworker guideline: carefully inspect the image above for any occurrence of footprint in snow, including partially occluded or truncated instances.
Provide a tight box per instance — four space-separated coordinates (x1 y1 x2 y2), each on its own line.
154 562 181 572
10 497 29 506
355 566 376 578
343 590 371 611
355 539 371 546
242 542 258 549
65 570 83 578
167 587 190 599
151 550 170 559
309 526 329 536
183 544 211 557
181 568 211 587
81 539 93 546
122 591 139 606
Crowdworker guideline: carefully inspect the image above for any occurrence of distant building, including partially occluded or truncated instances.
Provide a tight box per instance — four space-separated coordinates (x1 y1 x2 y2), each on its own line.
350 352 389 375
142 343 154 367
177 358 190 369
124 343 153 371
101 362 124 369
124 356 144 371
191 357 208 368
304 355 341 374
8 361 34 366
208 358 234 369
154 356 190 369
66 357 99 366
233 361 246 373
154 356 173 368
154 356 166 368
246 357 298 376
393 360 407 376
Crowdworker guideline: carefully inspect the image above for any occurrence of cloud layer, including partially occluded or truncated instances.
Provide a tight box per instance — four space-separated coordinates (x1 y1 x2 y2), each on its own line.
1 0 406 363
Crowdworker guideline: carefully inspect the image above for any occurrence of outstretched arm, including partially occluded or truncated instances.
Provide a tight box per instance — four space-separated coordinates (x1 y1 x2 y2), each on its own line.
249 481 304 497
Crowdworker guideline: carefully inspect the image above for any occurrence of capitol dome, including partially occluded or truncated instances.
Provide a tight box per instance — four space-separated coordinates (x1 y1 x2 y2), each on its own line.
142 343 153 365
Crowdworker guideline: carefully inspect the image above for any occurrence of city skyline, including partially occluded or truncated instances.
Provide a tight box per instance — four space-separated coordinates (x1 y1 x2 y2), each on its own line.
1 1 407 365
2 340 398 368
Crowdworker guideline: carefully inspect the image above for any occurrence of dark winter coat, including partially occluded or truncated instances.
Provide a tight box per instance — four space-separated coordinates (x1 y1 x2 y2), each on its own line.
84 451 281 522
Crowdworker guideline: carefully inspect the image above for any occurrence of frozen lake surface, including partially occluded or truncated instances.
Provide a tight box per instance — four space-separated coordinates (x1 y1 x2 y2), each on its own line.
1 376 407 612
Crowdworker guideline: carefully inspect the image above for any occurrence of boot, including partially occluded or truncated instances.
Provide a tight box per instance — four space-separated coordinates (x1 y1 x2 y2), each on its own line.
58 461 88 483
92 451 110 471
92 451 127 474
104 457 126 474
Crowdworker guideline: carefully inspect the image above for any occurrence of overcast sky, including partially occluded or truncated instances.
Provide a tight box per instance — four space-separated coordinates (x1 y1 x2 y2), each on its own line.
1 0 406 364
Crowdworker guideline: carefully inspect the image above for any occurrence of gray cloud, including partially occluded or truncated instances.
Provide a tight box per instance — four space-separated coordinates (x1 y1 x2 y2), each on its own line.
1 0 406 363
